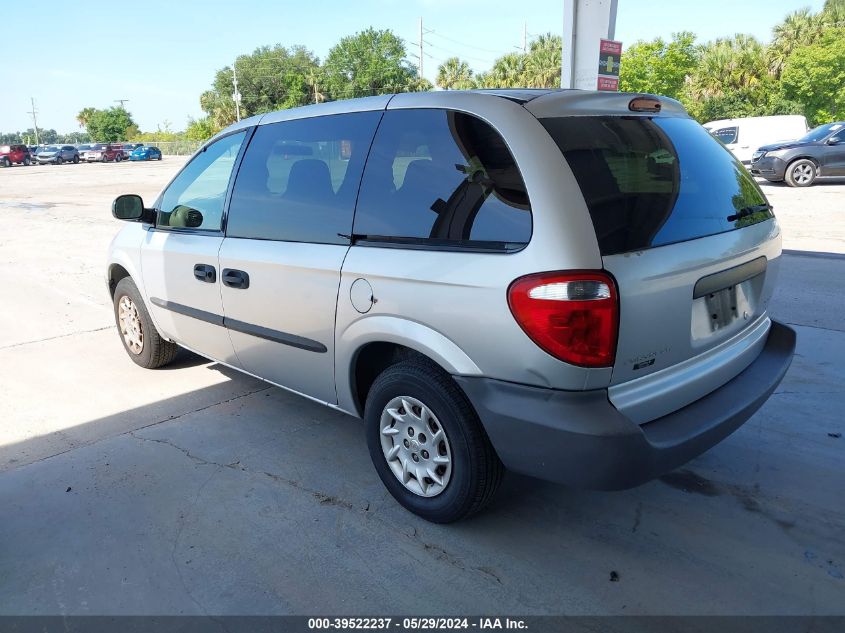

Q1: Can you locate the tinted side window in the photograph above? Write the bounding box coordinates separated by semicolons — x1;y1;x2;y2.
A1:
711;127;738;145
354;109;531;249
157;131;246;231
227;111;381;244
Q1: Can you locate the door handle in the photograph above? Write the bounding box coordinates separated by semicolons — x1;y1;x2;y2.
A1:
222;268;250;289
193;263;216;283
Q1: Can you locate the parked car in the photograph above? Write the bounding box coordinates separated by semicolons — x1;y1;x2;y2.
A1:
107;90;795;522
85;143;123;162
704;115;808;164
36;145;79;165
129;145;162;161
77;144;95;160
0;144;32;167
750;122;845;187
121;143;143;160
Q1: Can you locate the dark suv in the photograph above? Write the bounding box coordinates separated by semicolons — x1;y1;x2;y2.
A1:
0;144;32;167
751;122;845;187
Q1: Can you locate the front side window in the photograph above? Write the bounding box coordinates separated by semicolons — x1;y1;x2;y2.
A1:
226;111;381;244
711;126;738;145
353;109;532;250
157;131;246;231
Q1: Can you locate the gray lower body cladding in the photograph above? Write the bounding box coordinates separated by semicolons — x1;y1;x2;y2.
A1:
454;320;796;490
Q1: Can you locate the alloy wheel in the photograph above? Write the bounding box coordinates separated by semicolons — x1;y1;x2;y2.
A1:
379;395;453;498
118;295;144;354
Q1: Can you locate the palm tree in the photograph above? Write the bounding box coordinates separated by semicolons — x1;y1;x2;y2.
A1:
436;57;475;90
524;34;562;88
486;53;526;88
76;107;96;130
689;35;768;100
769;9;825;76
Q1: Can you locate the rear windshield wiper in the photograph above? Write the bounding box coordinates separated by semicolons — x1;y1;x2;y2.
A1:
727;203;772;222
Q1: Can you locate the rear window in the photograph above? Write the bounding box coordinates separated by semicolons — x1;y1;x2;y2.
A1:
541;116;773;256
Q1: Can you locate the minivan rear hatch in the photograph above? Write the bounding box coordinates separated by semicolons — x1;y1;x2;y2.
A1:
537;110;781;422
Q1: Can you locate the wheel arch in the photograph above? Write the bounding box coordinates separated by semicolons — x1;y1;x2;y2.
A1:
337;316;483;417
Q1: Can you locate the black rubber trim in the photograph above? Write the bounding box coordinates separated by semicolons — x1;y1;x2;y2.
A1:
693;256;767;299
149;297;326;353
455;320;795;490
149;297;224;326
225;317;327;353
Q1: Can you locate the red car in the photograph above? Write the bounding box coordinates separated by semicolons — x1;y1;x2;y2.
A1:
84;143;124;163
0;144;32;167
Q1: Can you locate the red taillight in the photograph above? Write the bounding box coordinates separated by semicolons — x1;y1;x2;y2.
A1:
507;271;619;367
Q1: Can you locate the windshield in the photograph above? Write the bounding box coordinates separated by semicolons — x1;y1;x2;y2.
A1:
93;144;107;150
79;145;92;150
43;146;60;152
800;123;844;142
541;116;772;255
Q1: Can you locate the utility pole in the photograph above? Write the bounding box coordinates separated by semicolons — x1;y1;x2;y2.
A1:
114;99;129;109
418;17;424;79
523;22;528;54
232;58;241;122
27;97;40;145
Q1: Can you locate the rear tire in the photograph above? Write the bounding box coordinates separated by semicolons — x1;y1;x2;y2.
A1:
785;159;817;187
23;157;31;166
73;155;79;164
364;359;503;523
112;277;179;369
56;157;63;165
1;157;10;168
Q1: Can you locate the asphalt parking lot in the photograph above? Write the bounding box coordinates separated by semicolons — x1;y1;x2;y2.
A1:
0;159;843;615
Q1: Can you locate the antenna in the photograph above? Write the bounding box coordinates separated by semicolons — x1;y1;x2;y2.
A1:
232;58;241;122
115;99;129;109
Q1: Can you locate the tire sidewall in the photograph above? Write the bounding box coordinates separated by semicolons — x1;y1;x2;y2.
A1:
365;366;477;522
786;159;816;187
113;278;156;368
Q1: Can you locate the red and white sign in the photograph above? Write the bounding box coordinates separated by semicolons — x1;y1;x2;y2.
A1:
600;39;623;56
597;76;619;91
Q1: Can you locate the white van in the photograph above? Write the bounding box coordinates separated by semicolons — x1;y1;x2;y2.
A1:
704;115;808;164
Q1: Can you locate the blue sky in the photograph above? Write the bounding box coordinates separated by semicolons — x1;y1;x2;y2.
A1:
0;0;825;133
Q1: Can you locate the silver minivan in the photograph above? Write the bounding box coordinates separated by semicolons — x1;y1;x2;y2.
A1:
107;90;795;522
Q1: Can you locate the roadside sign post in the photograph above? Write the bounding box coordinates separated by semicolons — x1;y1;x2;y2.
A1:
597;38;622;91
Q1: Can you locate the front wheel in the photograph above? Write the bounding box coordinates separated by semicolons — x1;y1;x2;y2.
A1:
116;154;123;162
112;277;179;369
73;155;79;164
365;360;503;523
56;157;63;165
23;157;31;166
785;159;817;187
1;157;10;168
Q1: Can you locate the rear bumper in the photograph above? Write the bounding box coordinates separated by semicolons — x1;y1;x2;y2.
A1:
455;320;795;490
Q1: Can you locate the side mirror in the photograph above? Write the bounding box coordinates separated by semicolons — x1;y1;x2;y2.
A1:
825;137;840;145
112;194;151;222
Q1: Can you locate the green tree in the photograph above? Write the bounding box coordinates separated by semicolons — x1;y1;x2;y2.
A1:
322;28;420;100
781;28;845;124
83;107;136;141
436;57;475;89
76;107;97;130
484;52;526;88
768;8;827;77
523;33;562;88
619;32;698;99
200;44;321;127
185;117;218;141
